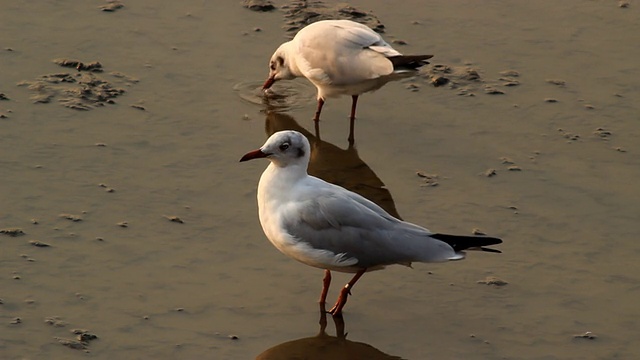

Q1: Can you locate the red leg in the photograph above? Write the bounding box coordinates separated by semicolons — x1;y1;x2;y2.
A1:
328;269;366;316
314;118;321;141
349;95;358;121
319;269;331;306
348;117;355;146
313;98;325;122
318;302;328;334
348;95;358;144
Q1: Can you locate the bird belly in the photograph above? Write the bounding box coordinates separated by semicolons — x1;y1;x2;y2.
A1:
265;230;363;273
316;78;388;99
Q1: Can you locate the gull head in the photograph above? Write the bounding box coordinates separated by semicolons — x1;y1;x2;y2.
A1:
240;130;310;169
263;43;296;90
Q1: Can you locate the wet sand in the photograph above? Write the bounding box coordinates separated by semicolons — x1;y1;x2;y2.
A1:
1;1;639;359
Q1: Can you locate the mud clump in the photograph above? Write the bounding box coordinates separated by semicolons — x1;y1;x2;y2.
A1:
59;213;83;222
99;0;124;12
416;171;439;187
16;59;137;111
55;337;87;350
53;58;103;72
477;276;508;286
54;328;98;351
573;331;597;340
243;0;276;12
29;240;51;247
45;316;68;327
281;1;385;38
1;228;25;237
163;215;185;224
419;64;519;96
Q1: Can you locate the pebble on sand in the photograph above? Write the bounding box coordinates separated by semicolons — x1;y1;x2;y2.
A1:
416;171;439;187
477;276;508;286
546;79;566;86
59;213;83;222
45;316;68;327
99;1;124;12
55;337;87;350
573;331;597;340
29;240;51;247
500;157;514;165
472;228;486;235
593;127;612;139
430;76;449;87
484;86;505;95
164;215;185;224
499;70;520;77
72;329;99;342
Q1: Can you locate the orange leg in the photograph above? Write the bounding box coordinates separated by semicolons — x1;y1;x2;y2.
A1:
328;269;366;316
319;269;331;306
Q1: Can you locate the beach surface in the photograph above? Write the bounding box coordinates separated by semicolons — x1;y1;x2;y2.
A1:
1;1;639;359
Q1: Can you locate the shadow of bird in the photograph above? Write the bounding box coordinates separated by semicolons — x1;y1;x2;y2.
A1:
256;304;405;360
264;110;402;220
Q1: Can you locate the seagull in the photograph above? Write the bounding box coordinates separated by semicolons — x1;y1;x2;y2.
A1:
240;131;502;315
262;20;433;139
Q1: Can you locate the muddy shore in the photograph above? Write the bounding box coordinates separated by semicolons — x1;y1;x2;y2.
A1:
1;1;639;359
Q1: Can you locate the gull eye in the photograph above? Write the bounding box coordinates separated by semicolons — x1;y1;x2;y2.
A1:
270;61;276;71
279;142;290;151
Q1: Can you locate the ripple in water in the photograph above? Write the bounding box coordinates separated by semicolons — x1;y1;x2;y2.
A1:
233;80;316;112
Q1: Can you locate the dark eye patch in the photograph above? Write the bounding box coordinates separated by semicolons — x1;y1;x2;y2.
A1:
276;56;284;66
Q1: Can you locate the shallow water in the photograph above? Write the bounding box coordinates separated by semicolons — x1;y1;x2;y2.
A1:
1;1;639;359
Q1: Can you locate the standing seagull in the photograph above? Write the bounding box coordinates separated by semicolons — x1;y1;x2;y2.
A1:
262;20;432;141
240;131;502;316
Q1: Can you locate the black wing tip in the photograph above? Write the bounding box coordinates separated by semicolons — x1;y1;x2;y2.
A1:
389;55;434;70
479;247;502;254
430;233;503;253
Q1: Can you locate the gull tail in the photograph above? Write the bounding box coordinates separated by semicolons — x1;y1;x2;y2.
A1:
389;55;433;70
430;233;503;254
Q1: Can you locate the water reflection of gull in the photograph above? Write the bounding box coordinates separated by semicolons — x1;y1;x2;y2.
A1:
256;305;404;360
264;110;402;220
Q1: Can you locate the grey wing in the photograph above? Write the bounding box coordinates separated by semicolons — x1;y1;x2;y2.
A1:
279;183;450;268
334;22;401;57
296;21;399;84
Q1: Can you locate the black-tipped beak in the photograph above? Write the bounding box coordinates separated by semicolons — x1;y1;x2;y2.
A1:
240;149;269;162
262;77;275;90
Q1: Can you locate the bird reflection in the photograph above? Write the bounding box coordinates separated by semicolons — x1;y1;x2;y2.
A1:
255;305;404;360
264;110;402;220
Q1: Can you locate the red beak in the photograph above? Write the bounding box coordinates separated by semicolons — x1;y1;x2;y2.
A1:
239;149;269;162
262;77;275;90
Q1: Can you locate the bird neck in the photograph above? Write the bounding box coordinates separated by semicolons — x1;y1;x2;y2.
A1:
280;42;303;78
259;162;307;194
